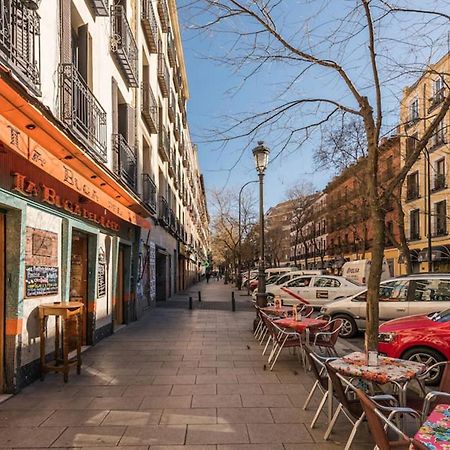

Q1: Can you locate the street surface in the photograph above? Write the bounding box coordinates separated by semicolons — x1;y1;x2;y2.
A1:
0;280;372;449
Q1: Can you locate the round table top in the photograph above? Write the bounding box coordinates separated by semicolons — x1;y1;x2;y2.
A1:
39;301;84;310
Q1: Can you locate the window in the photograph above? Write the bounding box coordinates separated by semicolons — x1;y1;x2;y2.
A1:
406;172;420;200
435;200;447;236
379;280;410;302
409;97;419;122
288;277;312;287
431;120;446;149
434;158;446;191
431;77;445;106
385;155;393;178
386;221;394;246
276;274;291;285
410;209;420;240
406;133;417;158
314;277;341;288
413;279;450;302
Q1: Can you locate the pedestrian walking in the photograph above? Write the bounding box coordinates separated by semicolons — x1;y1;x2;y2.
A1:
206;271;211;283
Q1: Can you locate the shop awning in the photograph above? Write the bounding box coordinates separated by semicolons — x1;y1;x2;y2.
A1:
417;245;450;263
0;71;150;229
398;248;421;264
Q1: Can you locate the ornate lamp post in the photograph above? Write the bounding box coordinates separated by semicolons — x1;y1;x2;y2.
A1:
253;141;270;307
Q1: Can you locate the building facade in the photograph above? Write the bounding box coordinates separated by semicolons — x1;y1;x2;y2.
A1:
400;53;450;274
0;0;209;394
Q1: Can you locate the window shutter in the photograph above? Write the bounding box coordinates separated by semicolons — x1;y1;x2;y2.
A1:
60;0;72;64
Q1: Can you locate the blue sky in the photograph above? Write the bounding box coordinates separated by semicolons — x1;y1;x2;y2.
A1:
177;1;449;210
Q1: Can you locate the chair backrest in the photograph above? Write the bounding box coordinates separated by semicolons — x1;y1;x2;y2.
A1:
306;350;328;390
324;319;344;345
325;362;356;417
438;361;450;392
355;389;393;450
301;305;314;318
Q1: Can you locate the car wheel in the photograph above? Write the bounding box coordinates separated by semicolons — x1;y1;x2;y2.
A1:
402;347;445;386
334;314;358;338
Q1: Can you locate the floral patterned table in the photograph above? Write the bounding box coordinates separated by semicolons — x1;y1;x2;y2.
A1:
274;317;327;333
412;404;450;450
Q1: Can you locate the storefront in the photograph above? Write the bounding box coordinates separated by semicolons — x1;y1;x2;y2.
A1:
0;80;149;393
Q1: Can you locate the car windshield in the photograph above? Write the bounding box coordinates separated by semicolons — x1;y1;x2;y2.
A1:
428;309;450;323
266;275;279;284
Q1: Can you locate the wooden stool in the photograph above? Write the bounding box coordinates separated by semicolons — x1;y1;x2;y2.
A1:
38;302;84;383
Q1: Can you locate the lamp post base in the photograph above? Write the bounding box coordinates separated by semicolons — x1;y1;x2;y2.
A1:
255;292;268;308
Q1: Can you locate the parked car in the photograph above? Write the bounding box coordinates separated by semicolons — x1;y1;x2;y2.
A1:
249;274;281;291
378;309;450;385
341;259;391;285
320;273;450;338
261;274;362;307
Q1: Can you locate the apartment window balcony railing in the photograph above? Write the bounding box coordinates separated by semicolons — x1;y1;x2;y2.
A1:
169;208;176;233
89;0;108;16
157;53;169;97
157;0;169;32
168;91;175;122
159;195;169;226
142;173;157;213
167;29;176;67
409;232;420;241
141;0;157;53
110;5;138;88
433;173;447;192
428;89;446;113
168;148;175;178
406;187;420;201
0;0;40;94
141;82;158;133
158;126;169;161
112;133;137;191
433;227;448;238
174;116;181;141
59;63;107;163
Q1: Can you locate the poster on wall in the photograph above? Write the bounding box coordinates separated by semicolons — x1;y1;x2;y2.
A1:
25;227;59;297
149;242;156;301
97;247;106;297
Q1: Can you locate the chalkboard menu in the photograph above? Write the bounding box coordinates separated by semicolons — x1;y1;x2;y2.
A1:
97;248;106;297
25;265;59;297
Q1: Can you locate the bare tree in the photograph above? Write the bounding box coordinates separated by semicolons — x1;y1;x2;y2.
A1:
187;0;450;350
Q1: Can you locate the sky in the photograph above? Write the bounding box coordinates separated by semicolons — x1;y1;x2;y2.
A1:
177;1;449;212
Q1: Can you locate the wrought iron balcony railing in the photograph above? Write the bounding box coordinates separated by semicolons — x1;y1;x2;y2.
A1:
168;90;175;122
159;195;169;225
157;53;169;97
406;186;420;201
433;173;446;192
158;126;169;161
0;0;40;94
157;0;169;32
89;0;108;16
142;173;157;212
167;28;176;67
112;133;137;191
168;147;175;178
110;5;138;87
141;82;158;133
141;0;157;53
169;208;176;232
59;63;107;163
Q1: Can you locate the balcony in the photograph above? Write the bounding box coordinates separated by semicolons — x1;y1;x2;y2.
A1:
168;91;175;122
89;0;108;16
159;195;169;226
168;148;175;178
428;89;445;113
157;53;169;97
141;173;157;213
141;82;158;133
174;116;181;141
157;0;169;32
59;63;107;164
158;126;169;161
169;208;176;233
433;173;447;192
406;187;420;201
110;5;138;88
141;0;158;53
112;133;137;191
0;0;40;94
167;29;176;67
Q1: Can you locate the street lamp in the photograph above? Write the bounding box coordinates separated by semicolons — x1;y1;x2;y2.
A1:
237;180;258;290
423;146;433;272
253;141;270;307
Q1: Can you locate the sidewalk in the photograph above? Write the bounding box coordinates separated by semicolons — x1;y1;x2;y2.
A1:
0;279;373;449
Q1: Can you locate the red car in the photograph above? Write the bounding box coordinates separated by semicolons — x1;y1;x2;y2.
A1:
378;309;450;385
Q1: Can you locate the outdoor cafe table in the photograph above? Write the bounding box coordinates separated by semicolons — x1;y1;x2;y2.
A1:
411;403;450;449
273;317;327;333
328;352;427;425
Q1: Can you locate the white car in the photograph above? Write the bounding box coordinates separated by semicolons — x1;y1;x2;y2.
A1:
266;275;363;307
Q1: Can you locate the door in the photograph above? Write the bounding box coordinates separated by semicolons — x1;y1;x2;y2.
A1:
155;251;166;301
70;231;88;344
114;246;125;326
378;279;410;320
280;276;313;305
311;276;342;305
409;278;450;316
0;214;5;393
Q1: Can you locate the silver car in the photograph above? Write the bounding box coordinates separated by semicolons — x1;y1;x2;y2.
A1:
320;273;450;338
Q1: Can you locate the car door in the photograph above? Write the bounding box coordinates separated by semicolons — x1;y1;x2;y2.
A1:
409;278;450;316
311;276;342;305
378;279;410;320
280;277;313;305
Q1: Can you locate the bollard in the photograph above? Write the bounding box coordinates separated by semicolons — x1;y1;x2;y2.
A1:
198;291;202;302
189;296;193;310
231;291;236;312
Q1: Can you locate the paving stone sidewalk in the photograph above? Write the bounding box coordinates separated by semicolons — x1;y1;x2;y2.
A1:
0;280;373;449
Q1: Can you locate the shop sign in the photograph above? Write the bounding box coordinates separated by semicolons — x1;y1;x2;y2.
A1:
97;247;106;298
13;172;120;232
